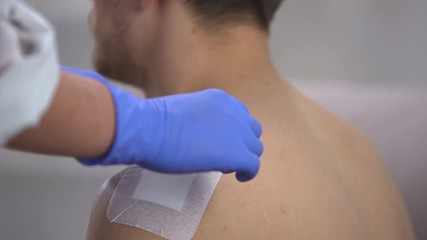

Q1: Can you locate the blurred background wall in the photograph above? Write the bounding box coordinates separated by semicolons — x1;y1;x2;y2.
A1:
0;0;426;239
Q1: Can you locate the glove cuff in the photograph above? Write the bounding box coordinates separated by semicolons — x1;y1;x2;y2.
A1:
60;68;150;166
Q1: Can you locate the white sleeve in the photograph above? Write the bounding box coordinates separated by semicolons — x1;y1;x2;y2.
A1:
0;0;59;146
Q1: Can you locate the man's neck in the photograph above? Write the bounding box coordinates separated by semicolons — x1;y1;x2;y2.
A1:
139;24;288;104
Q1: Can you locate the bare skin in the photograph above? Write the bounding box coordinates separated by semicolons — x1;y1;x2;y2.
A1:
8;71;115;159
86;1;415;239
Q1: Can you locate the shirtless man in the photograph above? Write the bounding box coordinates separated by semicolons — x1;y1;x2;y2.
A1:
85;0;415;239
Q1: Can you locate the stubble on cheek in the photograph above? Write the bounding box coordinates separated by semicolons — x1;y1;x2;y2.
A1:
91;3;149;87
92;15;130;78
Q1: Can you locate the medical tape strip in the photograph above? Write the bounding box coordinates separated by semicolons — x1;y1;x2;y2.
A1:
107;165;222;240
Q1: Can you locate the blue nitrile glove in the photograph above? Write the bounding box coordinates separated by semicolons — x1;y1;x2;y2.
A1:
62;67;263;182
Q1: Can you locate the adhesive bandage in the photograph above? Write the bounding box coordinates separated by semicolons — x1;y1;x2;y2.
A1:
107;165;222;240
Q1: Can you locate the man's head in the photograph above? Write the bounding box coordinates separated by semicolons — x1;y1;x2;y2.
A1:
90;0;283;87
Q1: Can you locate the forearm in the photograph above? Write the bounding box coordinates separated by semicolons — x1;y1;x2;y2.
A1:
7;70;116;158
7;66;262;180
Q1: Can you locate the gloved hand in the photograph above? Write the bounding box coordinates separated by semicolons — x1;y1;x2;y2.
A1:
62;67;264;182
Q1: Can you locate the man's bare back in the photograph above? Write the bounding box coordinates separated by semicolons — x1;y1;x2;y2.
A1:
86;80;414;240
85;0;414;238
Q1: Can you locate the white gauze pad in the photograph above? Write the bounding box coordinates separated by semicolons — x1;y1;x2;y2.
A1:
107;165;222;240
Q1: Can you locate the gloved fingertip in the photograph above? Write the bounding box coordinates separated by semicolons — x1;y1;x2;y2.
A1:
236;171;255;182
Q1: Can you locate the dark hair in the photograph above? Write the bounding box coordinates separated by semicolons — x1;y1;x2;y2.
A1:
185;0;284;31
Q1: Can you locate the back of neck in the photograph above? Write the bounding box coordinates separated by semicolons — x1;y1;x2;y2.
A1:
141;24;288;103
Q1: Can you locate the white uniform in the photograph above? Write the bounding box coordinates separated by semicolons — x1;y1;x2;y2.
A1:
0;0;59;146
